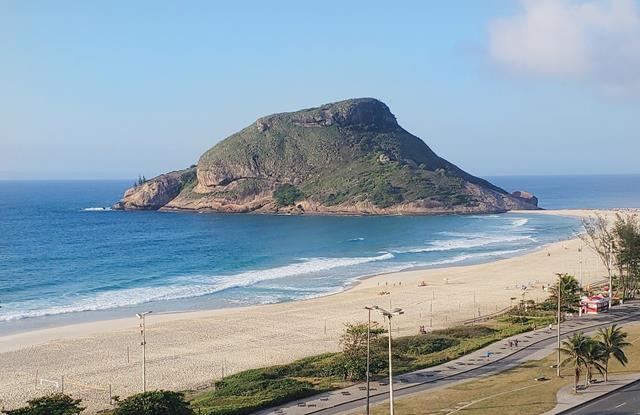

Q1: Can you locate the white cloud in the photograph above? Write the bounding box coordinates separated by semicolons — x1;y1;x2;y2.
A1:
489;0;640;97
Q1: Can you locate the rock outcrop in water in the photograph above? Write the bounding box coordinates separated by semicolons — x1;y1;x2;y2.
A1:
511;191;539;207
113;98;540;215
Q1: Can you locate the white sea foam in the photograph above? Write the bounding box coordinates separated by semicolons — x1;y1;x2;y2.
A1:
421;248;527;267
393;234;534;254
510;218;529;227
0;252;394;321
82;207;111;212
348;237;365;242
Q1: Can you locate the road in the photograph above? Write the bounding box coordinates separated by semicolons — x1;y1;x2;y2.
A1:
559;379;640;415
255;302;640;415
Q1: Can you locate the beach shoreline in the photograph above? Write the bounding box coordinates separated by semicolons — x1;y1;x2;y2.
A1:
0;209;592;348
0;208;628;412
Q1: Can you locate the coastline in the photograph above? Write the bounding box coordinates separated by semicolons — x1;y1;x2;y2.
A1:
0;209;588;343
0;208;624;412
0;208;614;352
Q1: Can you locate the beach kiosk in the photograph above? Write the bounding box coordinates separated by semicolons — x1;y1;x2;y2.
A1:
580;295;609;315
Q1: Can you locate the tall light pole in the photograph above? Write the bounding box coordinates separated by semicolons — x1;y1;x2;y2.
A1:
372;306;403;415
136;311;152;392
608;243;613;310
578;246;583;288
364;306;374;415
555;273;562;377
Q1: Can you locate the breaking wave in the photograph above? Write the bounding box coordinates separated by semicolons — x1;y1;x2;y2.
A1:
0;253;394;321
392;234;535;254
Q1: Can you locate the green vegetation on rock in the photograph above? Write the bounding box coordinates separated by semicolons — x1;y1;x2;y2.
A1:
273;184;303;207
114;98;538;214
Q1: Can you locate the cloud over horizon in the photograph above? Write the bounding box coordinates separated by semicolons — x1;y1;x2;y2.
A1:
489;0;640;97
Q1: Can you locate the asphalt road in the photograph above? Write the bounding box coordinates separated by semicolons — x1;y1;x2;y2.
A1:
559;379;640;415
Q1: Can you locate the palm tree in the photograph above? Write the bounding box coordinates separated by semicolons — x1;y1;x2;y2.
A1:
597;324;631;381
550;274;582;312
583;340;606;386
560;332;589;392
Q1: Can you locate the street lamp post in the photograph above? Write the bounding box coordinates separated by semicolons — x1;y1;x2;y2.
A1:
608;243;613;310
555;274;562;377
372;306;403;415
136;311;152;392
578;246;583;288
364;306;374;415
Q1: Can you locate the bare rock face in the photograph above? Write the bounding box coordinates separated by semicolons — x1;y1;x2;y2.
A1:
112;168;196;210
511;191;539;207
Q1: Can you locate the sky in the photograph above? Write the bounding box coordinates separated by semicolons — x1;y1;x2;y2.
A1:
1;0;639;180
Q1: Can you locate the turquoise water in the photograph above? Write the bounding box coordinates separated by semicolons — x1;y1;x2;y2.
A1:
1;175;637;332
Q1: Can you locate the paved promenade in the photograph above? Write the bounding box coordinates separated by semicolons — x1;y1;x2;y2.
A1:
255;302;640;415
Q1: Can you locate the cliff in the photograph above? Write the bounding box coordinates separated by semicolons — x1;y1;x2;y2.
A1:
113;98;539;215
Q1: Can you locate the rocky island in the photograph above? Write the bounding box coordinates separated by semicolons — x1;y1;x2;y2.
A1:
113;98;539;214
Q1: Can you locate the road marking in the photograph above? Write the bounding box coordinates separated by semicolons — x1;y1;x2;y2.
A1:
444;381;551;414
616;402;627;408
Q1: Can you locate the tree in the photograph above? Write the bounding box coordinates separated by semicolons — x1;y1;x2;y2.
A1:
582;213;640;301
597;324;631;382
136;174;148;186
2;394;84;415
548;274;581;312
273;184;303;207
582;213;615;274
560;332;589;393
582;340;606;386
612;214;640;300
113;391;193;415
338;322;386;381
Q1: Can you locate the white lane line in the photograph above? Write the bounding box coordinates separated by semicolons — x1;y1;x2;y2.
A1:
616;402;627;408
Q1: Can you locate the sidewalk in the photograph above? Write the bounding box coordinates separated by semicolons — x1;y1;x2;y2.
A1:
543;373;640;414
255;302;640;415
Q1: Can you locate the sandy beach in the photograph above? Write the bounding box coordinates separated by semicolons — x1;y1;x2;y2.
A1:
0;209;621;412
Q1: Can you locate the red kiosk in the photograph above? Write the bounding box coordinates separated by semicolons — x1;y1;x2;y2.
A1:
580;294;610;315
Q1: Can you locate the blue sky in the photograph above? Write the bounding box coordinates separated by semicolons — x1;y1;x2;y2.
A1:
1;0;639;179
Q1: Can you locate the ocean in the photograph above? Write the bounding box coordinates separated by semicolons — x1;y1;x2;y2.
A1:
0;175;638;333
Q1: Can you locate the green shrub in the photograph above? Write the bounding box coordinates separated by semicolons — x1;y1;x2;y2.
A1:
114;391;193;415
370;183;403;208
435;326;496;338
273;184;303;207
189;321;536;415
191;376;318;415
400;336;459;355
2;394;84;415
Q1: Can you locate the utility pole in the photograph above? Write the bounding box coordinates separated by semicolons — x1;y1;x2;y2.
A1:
136;311;152;392
555;273;562;377
608;243;613;310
